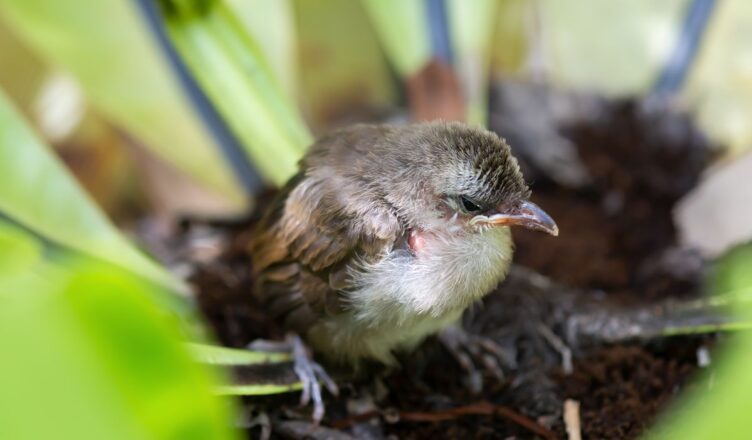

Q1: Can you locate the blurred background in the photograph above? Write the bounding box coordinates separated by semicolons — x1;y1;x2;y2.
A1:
1;0;752;439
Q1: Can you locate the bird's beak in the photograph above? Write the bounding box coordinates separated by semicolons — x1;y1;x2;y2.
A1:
470;200;559;236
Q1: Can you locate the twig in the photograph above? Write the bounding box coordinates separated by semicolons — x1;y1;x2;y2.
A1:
331;401;556;440
563;399;582;440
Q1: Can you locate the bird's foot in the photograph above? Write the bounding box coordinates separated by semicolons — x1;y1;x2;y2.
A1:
289;334;339;422
247;334;339;423
438;325;514;393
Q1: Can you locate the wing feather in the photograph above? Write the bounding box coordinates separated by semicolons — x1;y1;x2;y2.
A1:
249;172;401;333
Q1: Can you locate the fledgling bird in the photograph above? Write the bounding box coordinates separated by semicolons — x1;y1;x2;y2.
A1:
249;121;558;366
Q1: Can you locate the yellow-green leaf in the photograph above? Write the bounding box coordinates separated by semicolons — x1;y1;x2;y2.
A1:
0;88;186;294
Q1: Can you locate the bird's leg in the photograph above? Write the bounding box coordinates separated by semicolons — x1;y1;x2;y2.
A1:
247;334;339;423
289;334;339;422
437;325;515;393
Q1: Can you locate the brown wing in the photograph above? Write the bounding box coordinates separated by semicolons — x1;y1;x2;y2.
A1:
249;172;401;333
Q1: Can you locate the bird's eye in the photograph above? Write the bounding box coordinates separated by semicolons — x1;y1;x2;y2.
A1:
460;196;482;213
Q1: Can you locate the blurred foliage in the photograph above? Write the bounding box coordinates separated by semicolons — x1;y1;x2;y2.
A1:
448;0;499;125
162;0;311;186
651;243;752;440
295;0;397;131
187;342;290;365
0;21;46;117
361;0;430;77
505;0;752;153
227;0;298;101
361;0;499;125
0;0;245;206
535;0;686;93
713;245;752;298
0;225;237;440
0;88;185;295
0;27;147;218
685;1;752;155
490;0;531;77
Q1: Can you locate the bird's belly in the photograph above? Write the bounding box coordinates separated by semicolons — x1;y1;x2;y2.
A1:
308;227;513;364
307;307;463;365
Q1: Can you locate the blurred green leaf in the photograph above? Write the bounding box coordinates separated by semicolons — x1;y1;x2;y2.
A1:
0;0;244;206
0;88;186;294
448;0;499;125
535;0;685;95
650;243;752;440
0;221;42;278
187;342;291;365
712;243;752;298
361;0;430;76
216;382;303;396
684;1;752;154
163;0;312;186
0;263;237;440
295;0;397;130
489;0;530;77
227;0;298;100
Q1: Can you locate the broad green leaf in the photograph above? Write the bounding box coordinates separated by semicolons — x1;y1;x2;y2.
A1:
226;0;298;100
294;0;397;130
163;0;312;186
0;88;186;294
0;0;244;206
0;264;237;440
0;221;42;278
361;0;431;76
650;243;752;440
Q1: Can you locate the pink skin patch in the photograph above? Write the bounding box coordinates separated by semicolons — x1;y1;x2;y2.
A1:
408;230;428;254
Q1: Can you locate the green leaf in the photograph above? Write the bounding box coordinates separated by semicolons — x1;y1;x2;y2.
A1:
649;243;752;440
186;342;291;365
163;0;312;186
0;221;42;278
712;244;752;304
0;0;244;205
216;383;303;396
294;0;398;130
0;88;186;294
361;0;431;76
448;0;499;125
0;265;238;440
226;0;298;100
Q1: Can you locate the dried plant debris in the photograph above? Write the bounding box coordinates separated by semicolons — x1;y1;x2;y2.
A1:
181;94;717;439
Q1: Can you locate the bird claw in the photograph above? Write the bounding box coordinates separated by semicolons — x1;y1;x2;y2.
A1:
438;326;513;393
288;334;339;423
247;334;339;423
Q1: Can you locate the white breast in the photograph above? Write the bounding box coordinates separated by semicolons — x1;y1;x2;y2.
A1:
307;227;513;364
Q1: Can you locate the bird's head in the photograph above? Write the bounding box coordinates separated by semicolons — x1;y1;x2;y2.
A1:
384;122;558;238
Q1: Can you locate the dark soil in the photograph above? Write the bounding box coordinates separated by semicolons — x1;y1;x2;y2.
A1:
186;97;716;439
555;343;700;439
